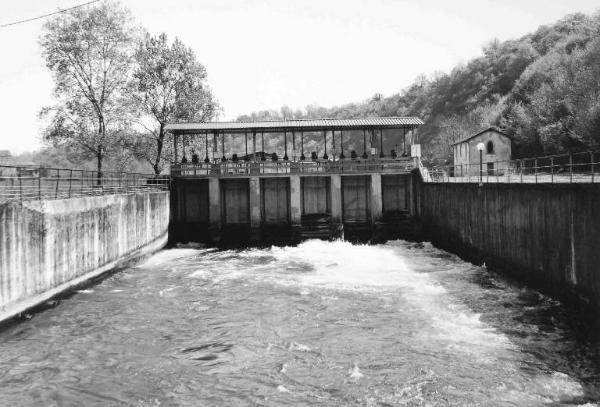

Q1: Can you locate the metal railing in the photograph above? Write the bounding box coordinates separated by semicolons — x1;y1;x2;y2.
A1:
0;165;170;202
171;157;418;177
422;150;600;184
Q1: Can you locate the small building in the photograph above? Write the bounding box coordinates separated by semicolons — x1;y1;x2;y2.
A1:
452;127;511;176
0;150;12;165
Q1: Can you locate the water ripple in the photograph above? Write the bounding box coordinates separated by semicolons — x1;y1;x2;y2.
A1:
0;239;598;405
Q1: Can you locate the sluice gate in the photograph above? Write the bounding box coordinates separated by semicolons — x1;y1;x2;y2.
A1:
169;171;420;245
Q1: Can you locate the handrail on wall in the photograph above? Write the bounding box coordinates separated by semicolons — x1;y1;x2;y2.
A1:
0;165;169;202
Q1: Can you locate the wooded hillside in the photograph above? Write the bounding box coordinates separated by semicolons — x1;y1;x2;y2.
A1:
238;12;600;164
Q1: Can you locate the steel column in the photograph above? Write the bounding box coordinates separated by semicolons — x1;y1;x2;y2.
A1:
204;132;209;163
173;134;179;163
379;127;384;158
332;130;336;159
261;131;265;161
253;131;257;161
221;132;226;162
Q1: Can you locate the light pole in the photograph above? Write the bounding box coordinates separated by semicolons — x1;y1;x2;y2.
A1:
477;142;485;184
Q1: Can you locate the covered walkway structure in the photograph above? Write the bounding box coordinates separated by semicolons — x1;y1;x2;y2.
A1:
166;117;423;177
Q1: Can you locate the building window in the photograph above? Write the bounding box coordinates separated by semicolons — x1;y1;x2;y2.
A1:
486;141;494;154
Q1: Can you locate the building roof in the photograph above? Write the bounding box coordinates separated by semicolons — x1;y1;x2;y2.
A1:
452;127;510;146
165;117;424;134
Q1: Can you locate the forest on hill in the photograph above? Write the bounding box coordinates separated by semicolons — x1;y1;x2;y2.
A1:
237;11;600;165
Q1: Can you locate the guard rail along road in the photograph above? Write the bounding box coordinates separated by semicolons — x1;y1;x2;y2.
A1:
422;150;600;184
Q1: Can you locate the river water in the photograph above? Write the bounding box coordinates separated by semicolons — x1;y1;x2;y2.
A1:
0;240;599;406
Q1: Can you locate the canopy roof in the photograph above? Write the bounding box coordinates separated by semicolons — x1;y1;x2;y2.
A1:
165;117;423;135
451;127;511;146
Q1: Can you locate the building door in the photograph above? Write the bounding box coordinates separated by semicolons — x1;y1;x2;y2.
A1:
487;162;494;176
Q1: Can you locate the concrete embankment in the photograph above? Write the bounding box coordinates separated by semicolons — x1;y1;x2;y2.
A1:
0;191;169;323
417;180;600;310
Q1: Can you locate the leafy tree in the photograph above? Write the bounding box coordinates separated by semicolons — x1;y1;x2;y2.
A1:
40;1;136;180
510;31;600;153
130;33;218;174
41;100;133;169
530;13;596;55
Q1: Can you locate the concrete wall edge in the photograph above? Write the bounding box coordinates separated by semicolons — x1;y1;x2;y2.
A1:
0;230;168;324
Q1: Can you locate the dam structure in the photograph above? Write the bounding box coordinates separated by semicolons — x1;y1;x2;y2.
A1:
166;117;424;244
2;116;600;322
166;116;600;311
1;122;600;406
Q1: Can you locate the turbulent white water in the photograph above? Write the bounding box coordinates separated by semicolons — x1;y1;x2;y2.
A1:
0;239;599;406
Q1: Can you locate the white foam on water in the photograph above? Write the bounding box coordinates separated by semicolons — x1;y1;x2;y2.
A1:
179;240;588;399
138;248;207;268
188;268;211;279
158;287;175;297
201;268;248;284
534;371;584;401
498;371;588;405
182;240;510;353
288;342;311;352
349;363;363;380
77;289;94;294
269;240;445;296
268;240;507;350
277;385;291;393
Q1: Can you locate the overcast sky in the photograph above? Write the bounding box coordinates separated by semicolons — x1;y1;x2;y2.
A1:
0;0;598;153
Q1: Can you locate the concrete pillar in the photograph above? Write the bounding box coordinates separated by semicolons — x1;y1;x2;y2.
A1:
290;175;301;225
330;174;342;223
249;177;261;228
370;173;383;223
208;178;221;236
407;173;415;216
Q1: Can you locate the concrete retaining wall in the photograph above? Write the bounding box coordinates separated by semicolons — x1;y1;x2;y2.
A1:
0;191;169;322
418;182;600;310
